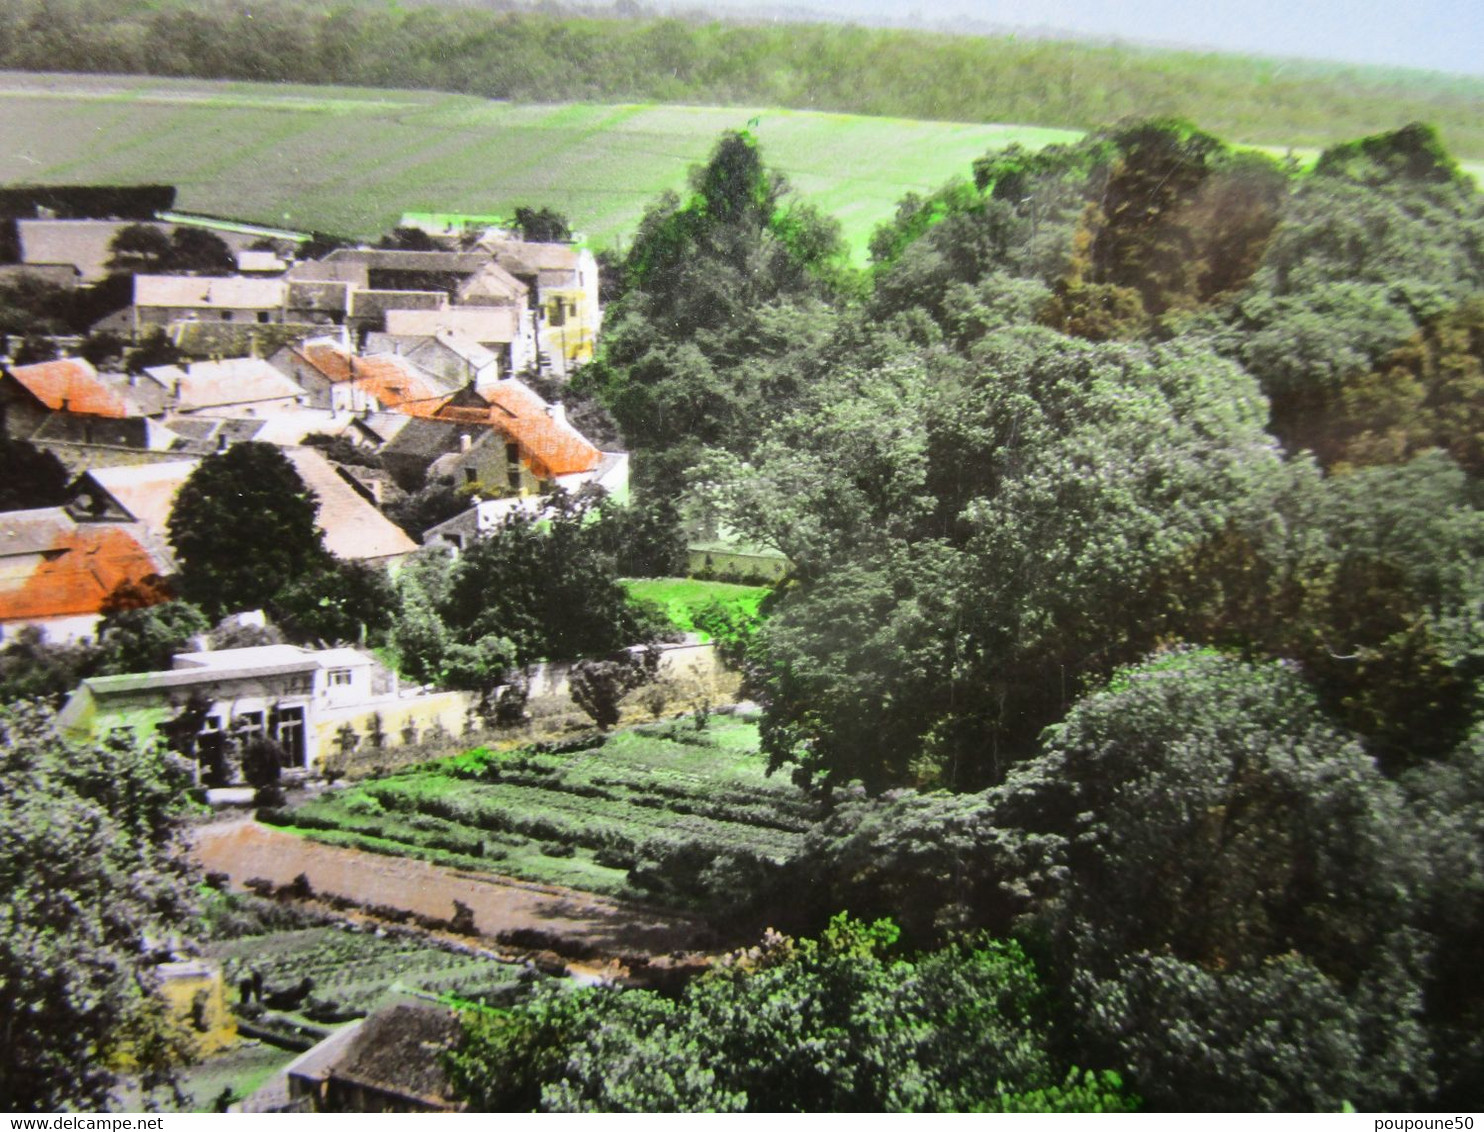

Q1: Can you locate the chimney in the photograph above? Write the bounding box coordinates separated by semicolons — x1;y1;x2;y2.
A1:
460;433;472;453
547;402;566;426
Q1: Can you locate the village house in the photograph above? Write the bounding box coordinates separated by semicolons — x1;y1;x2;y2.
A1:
380;307;535;373
17;219;241;284
475;235;602;373
362;329;501;389
57;644;470;773
417;381;629;550
0;506;172;644
0;356;175;449
142;357;310;417
16;216;302;284
68;459;200;535
268;337;458;415
129;275;290;335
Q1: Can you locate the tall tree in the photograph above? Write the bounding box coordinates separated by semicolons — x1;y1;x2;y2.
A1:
710;326;1287;791
584;129;848;493
513;206;572;243
95;600;210;675
168;442;329;619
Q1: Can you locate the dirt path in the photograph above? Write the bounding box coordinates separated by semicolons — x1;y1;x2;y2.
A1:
191;819;707;960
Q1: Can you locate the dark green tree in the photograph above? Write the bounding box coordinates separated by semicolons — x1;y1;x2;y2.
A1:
568;651;654;731
0;627;100;708
437;492;659;667
998;649;1435;1111
375;226;439;251
168;442;329;619
0;702;196;1111
1406;724;1484;1108
11;333;58;366
165;227;235;275
269;559;398;646
106;223;172;273
587;130;848;494
512;206;572;243
711;327;1286;790
95;600;210;675
126;329;185;375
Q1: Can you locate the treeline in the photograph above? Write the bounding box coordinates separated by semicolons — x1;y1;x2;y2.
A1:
551;119;1484;1110
1;0;1483;156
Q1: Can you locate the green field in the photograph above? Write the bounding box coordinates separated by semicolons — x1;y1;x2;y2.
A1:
6;71;1481;265
623;577;769;637
206;924;531;1017
0;71;1075;262
267;714;819;907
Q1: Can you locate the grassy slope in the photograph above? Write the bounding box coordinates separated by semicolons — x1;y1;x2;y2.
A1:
0;71;1077;261
623;577;769;636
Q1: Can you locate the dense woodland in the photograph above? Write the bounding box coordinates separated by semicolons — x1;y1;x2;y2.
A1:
1;0;1483;156
536;119;1484;1111
4;38;1484;1108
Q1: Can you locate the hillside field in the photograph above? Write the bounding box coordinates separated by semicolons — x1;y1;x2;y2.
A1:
13;71;1477;265
265;713;820;909
0;71;1077;261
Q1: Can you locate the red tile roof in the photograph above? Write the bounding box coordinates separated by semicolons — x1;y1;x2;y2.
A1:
6;357;128;418
293;342;354;384
291;343;452;413
436;380;600;478
352;356;453;415
1;525;168;622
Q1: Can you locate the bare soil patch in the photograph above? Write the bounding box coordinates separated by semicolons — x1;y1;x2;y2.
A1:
190;819;708;961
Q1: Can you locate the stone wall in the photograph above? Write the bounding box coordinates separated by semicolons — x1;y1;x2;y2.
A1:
328;640;740;778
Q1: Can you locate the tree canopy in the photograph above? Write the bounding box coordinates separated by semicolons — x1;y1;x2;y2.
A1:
447;915;1133;1113
168;442;329;619
705;326;1285;790
0;704;196;1111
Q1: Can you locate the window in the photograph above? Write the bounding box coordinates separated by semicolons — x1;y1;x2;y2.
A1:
506;441;522;490
281;673;312;696
221;311;234;321
548;301;565;327
257;311;271;324
234;711;264;741
464;468;479;485
273;706;306;767
326;668;354;687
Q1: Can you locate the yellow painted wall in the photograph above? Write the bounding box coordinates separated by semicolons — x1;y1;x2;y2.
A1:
156;960;237;1056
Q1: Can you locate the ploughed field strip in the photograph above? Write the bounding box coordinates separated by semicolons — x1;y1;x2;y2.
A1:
265;717;821;905
206;926;531;1019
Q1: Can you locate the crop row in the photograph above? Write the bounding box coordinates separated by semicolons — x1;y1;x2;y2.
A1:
209;927;528;1013
356;778;802;859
